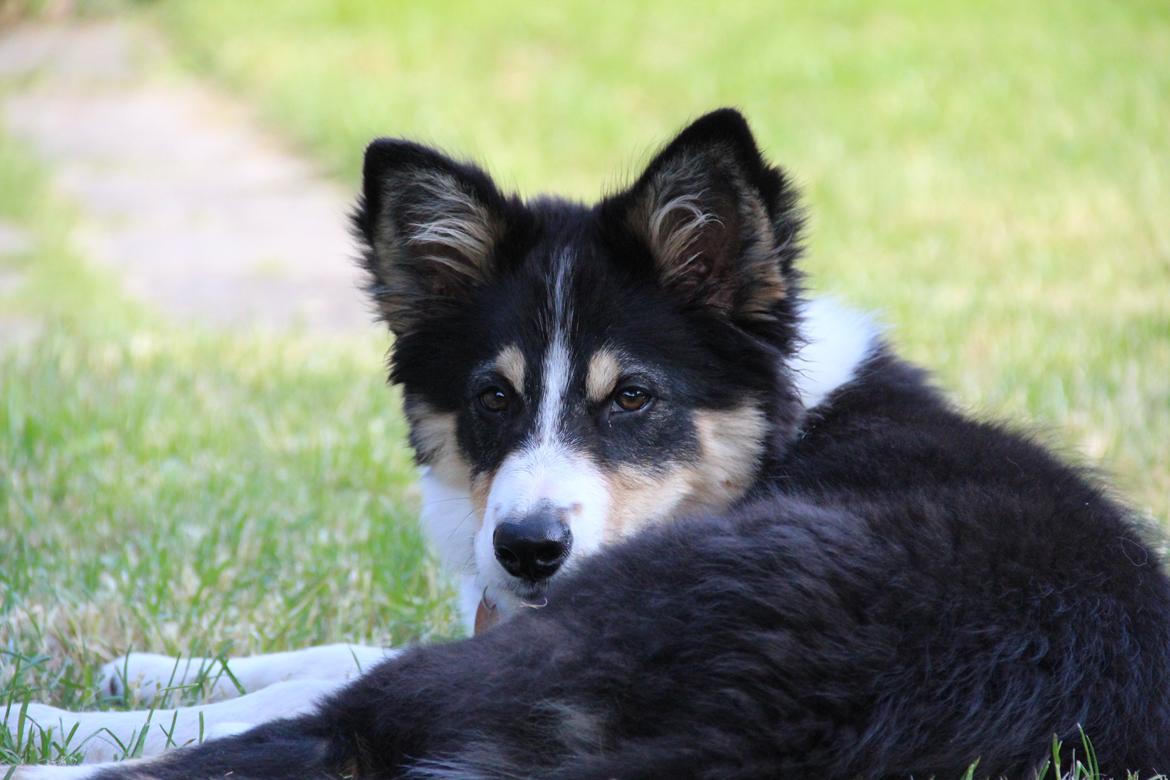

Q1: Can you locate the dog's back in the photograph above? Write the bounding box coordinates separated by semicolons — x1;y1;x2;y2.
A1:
309;348;1170;777
91;371;1170;776
73;109;1170;779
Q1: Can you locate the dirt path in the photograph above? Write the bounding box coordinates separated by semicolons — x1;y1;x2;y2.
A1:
0;18;371;333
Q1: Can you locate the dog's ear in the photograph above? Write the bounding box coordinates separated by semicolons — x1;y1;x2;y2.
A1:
603;109;802;323
354;140;511;335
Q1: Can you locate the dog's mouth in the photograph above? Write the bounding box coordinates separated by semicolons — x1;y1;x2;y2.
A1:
475;589;547;636
476;583;551;634
518;594;549;609
514;581;550;604
503;580;552;609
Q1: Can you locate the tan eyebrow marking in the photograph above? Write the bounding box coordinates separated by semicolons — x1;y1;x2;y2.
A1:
586;348;622;404
494;344;526;395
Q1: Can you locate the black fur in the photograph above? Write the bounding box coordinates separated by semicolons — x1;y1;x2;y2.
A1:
94;111;1170;778
358;109;804;483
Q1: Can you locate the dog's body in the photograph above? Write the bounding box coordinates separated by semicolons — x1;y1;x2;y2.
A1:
10;110;1170;778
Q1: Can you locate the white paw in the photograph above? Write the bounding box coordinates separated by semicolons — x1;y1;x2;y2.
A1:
4;702;71;735
98;652;218;704
8;767;100;779
3;704;111;768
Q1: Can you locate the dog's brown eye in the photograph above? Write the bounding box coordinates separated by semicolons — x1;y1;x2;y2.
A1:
478;387;511;413
613;387;652;413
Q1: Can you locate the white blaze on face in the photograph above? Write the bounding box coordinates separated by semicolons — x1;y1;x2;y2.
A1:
473;252;612;615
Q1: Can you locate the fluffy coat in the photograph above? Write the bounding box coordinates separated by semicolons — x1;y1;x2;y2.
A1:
88;109;1170;779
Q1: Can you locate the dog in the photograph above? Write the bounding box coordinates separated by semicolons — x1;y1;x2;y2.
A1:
9;108;1170;778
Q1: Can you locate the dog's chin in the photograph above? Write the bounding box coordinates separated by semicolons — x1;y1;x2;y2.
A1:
482;573;555;619
513;582;550;605
500;580;550;608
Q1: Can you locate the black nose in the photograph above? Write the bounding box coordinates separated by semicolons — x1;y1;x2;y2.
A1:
493;511;572;583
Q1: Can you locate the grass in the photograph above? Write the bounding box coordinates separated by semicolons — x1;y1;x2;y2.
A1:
2;0;1169;773
153;0;1170;518
0;131;456;763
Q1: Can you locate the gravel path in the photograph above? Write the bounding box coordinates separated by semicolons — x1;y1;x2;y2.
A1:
0;19;372;333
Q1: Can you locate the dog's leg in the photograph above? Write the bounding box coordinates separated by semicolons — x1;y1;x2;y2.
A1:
10;712;340;780
10;755;241;780
61;491;1170;779
99;644;394;704
3;676;348;765
10;764;107;779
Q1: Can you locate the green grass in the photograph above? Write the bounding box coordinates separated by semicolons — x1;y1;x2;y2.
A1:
154;0;1170;518
0;132;456;764
2;0;1169;772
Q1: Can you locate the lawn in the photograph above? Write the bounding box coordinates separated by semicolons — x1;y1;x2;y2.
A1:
154;0;1170;516
0;130;456;763
2;0;1169;772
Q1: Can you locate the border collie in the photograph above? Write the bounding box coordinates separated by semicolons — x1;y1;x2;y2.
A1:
9;109;1170;778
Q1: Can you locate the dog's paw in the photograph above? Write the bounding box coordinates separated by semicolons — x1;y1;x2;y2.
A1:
6;765;101;779
2;704;110;772
2;702;68;735
98;652;215;704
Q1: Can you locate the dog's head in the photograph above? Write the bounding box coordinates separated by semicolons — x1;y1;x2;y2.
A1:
354;109;806;617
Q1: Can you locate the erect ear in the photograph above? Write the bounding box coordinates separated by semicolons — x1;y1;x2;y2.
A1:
353;140;513;335
602;109;803;323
